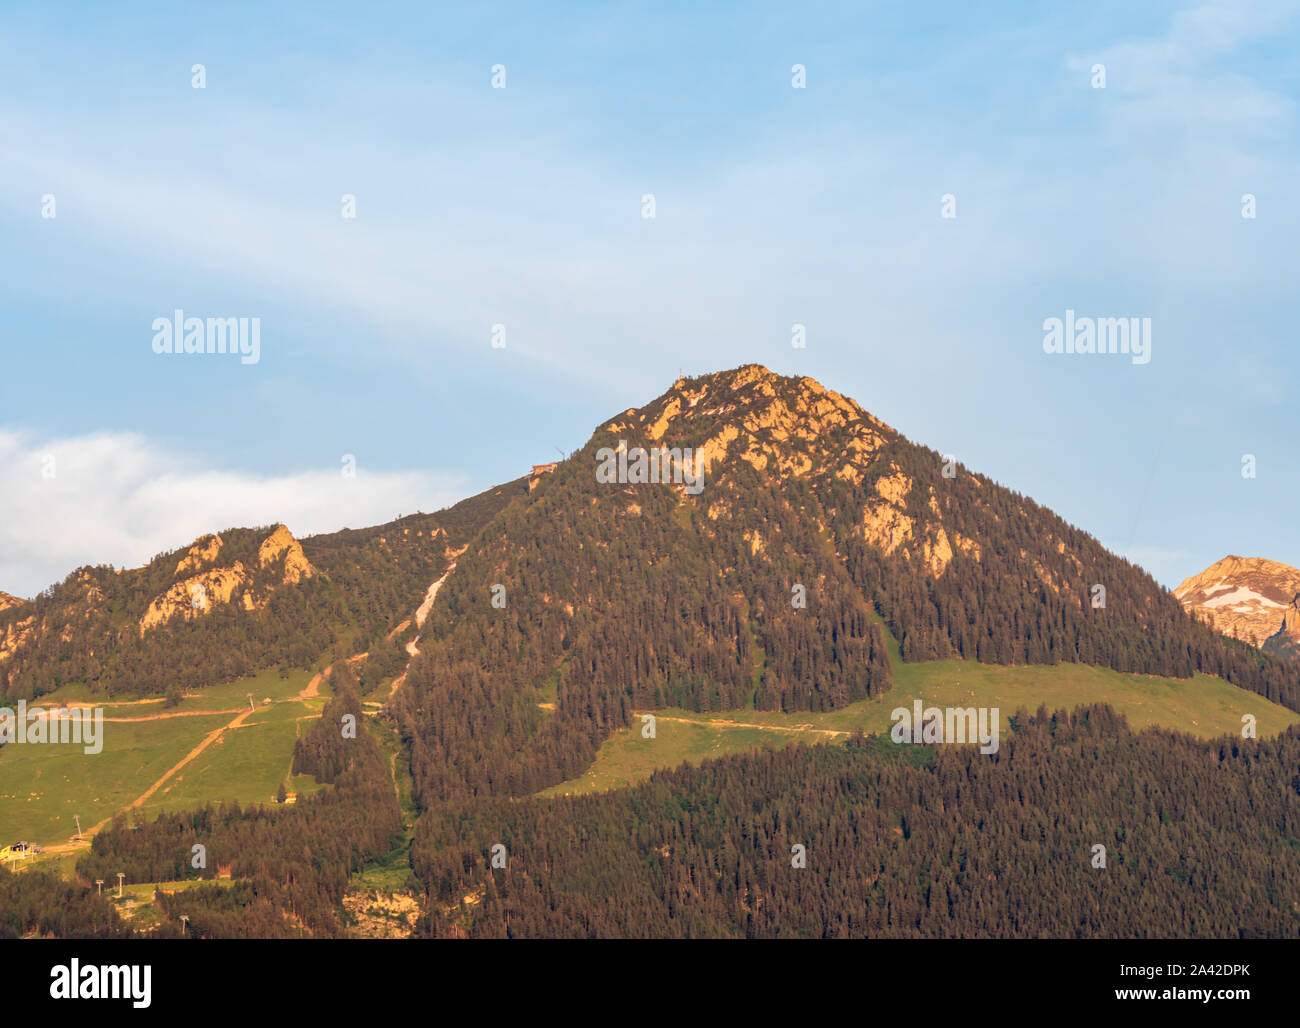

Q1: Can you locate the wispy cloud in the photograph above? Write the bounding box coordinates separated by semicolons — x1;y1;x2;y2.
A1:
0;429;465;596
0;0;1297;593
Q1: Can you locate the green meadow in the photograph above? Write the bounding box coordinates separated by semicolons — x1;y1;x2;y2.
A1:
136;703;327;820
0;667;328;850
0;712;234;848
41;666;318;715
6;628;1298;853
541;630;1300;798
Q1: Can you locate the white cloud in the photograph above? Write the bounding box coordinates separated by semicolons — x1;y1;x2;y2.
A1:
3;0;1295;398
0;429;466;597
1070;0;1296;137
0;96;1048;392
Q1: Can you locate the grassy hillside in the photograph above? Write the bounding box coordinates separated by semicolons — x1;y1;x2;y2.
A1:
0;667;327;850
541;626;1300;797
0;711;236;849
401;365;1300;825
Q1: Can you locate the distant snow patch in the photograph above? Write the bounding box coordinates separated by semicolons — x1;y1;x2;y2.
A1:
1202;586;1286;609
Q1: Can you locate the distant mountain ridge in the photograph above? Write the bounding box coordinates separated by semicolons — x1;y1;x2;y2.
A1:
7;364;1300;732
9;365;1300;942
1176;555;1300;660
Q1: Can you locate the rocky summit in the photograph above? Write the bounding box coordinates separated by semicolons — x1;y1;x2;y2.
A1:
1175;555;1300;654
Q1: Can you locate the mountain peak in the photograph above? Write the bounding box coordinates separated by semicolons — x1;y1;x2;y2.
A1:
1174;555;1300;599
586;365;983;578
1175;555;1300;650
599;365;896;486
668;364;874;419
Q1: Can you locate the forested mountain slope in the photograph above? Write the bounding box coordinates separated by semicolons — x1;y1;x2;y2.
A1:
416;707;1300;938
9;365;1299;940
0;478;525;703
394;365;1300;813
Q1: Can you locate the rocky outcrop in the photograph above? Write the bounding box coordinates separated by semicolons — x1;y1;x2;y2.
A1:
615;366;890;485
0;591;27;614
0;579;103;671
0;614;36;664
175;535;223;576
343;890;421;939
140;525;315;635
140;564;252;633
257;524;314;584
605;365;982;579
1275;596;1300;640
1174;556;1300;648
1262;594;1300;660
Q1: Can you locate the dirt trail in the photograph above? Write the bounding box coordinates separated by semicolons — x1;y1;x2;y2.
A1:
42;682;319;855
39;705;261;857
633;713;849;739
414;563;455;630
101;708;245;724
387;563;456;697
24;706;246;725
113;707;257;823
301;668;325;700
301;651;369;701
385;619;411;644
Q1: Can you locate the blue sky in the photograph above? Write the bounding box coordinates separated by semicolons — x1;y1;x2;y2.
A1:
1;0;1297;595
